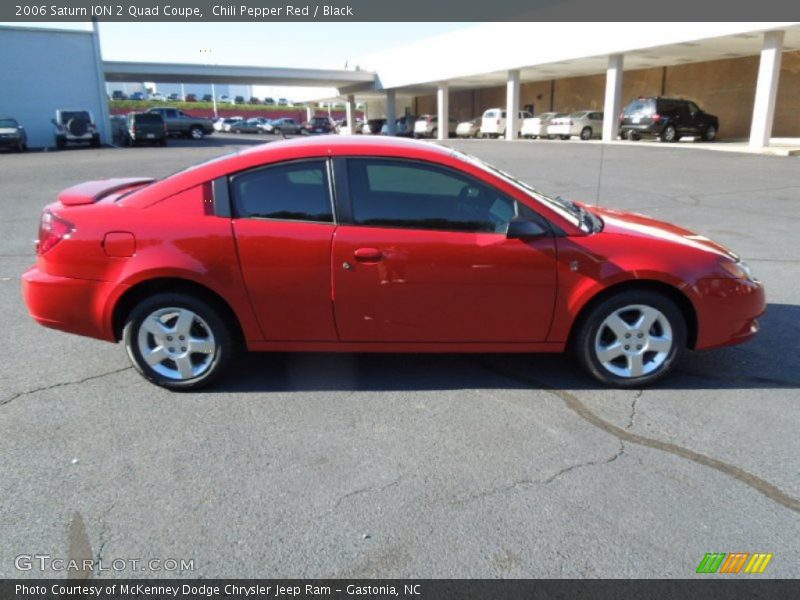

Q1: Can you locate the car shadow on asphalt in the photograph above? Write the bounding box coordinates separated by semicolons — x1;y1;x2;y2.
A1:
206;302;799;393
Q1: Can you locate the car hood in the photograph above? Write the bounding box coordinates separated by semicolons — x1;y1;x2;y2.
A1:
590;205;739;261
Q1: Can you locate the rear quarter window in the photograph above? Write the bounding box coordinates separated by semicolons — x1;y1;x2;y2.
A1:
231;160;333;223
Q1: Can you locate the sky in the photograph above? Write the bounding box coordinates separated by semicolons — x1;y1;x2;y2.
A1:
7;22;471;99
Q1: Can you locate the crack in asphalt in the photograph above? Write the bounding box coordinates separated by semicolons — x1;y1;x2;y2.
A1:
315;475;406;519
475;361;800;514
627;390;643;430
453;441;625;506
94;501;117;572
0;367;133;408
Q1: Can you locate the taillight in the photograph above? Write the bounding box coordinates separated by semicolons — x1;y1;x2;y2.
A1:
652;113;661;122
37;210;74;255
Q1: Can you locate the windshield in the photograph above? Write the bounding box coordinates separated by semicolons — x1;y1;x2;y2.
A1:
453;149;599;233
0;118;18;128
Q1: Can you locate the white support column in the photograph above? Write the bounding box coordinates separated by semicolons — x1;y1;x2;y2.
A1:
90;20;111;145
602;54;624;142
749;30;785;150
344;94;356;135
306;106;313;122
211;83;218;119
385;90;396;135
437;82;449;141
505;69;520;141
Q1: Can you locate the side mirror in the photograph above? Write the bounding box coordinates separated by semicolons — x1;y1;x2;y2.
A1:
507;218;548;240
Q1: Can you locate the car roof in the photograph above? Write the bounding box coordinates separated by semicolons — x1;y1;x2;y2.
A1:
123;137;459;209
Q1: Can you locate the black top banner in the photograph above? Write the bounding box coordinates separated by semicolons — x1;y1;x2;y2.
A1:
2;0;799;21
4;579;800;600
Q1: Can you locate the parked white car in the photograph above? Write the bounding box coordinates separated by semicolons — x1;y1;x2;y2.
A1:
413;114;458;138
480;108;533;138
547;110;604;140
521;112;566;139
150;93;165;102
455;119;482;138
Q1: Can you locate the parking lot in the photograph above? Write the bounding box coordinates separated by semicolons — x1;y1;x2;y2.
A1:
1;134;799;578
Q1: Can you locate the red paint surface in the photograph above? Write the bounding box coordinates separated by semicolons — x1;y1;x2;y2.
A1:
22;137;765;355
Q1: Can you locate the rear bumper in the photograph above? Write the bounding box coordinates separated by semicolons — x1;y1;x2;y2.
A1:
694;277;766;350
21;267;122;342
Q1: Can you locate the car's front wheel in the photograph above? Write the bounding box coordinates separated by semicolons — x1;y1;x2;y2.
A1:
703;124;717;142
123;293;235;390
189;126;204;140
573;290;685;387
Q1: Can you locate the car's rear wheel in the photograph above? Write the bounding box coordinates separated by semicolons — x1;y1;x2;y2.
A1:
573;290;686;387
123;293;234;391
661;124;677;143
703;124;717;142
580;127;593;140
189;126;204;140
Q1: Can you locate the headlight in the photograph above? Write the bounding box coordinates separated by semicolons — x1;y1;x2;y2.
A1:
719;259;755;281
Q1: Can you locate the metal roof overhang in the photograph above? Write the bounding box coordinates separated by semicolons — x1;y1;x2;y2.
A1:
103;61;377;87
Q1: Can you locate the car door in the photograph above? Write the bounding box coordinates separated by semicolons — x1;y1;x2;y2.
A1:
686;101;704;133
230;159;339;341
331;157;558;343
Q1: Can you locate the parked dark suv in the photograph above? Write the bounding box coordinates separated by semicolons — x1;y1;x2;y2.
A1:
124;112;168;146
620;97;719;143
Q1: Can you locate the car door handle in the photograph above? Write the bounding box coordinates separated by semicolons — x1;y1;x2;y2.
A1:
354;247;382;262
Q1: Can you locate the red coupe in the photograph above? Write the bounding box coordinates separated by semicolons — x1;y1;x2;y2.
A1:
22;137;765;390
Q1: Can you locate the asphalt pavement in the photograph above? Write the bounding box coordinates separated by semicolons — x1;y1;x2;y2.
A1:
1;133;798;578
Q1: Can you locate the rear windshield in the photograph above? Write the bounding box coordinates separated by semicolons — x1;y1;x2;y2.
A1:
624;99;655;115
133;113;163;124
570;111;589;118
483;110;499;118
0;118;18;128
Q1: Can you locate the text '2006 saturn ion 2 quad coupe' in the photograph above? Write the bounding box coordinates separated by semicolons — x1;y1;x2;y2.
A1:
22;137;765;390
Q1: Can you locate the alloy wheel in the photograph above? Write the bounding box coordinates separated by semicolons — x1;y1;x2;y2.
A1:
136;307;216;380
593;304;673;379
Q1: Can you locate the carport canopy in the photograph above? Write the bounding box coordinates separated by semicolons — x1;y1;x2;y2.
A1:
103;61;376;87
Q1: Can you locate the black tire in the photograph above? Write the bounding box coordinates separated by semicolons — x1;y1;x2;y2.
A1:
189;126;204;140
273;128;282;135
159;138;168;147
661;124;677;143
431;127;438;138
123;292;235;391
580;127;592;140
90;135;101;148
573;290;686;388
55;136;66;150
560;135;570;140
703;124;717;142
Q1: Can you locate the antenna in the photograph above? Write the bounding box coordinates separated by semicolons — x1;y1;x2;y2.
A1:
595;136;607;207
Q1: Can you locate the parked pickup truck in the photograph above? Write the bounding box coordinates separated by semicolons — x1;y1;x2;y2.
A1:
146;107;214;140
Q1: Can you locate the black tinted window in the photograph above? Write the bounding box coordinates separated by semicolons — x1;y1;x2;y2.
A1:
133;113;163;124
232;161;333;223
346;158;518;233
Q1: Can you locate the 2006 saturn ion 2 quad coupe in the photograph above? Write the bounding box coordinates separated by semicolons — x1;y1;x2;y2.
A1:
22;137;765;390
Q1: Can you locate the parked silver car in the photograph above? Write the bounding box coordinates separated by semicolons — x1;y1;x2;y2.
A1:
547;110;604;140
0;116;27;152
521;112;565;139
455;119;482;138
413;114;458;138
